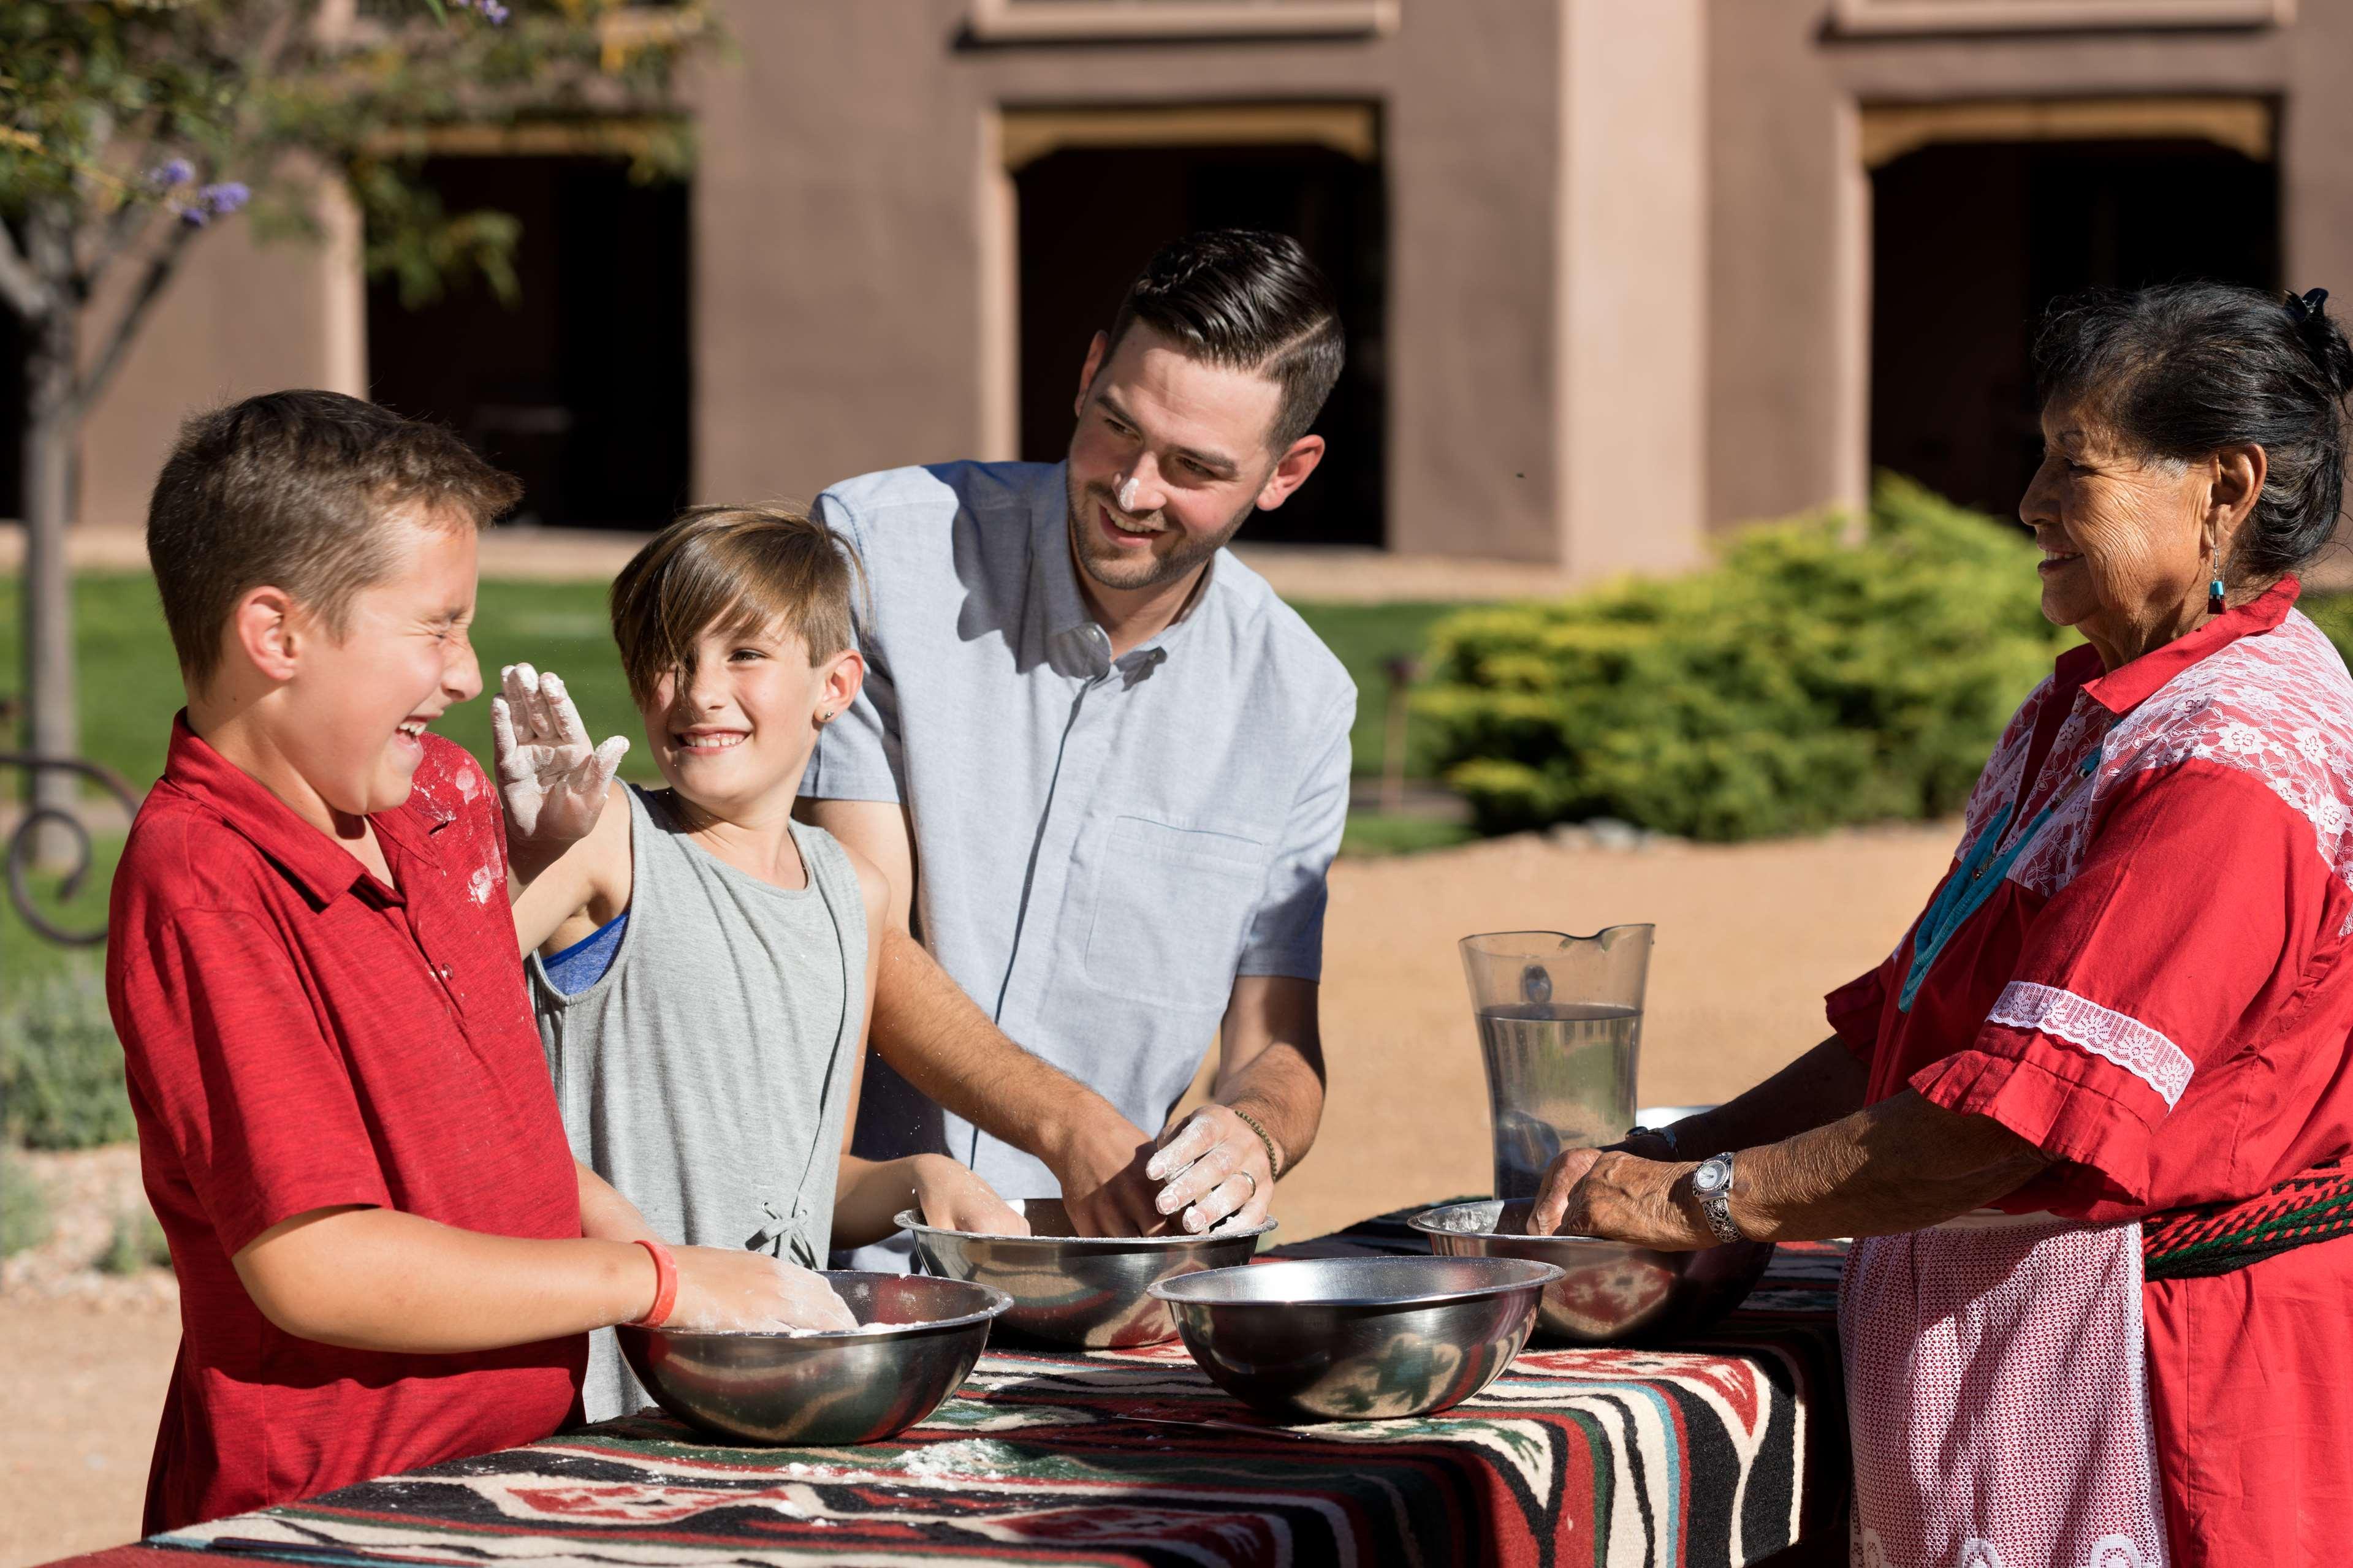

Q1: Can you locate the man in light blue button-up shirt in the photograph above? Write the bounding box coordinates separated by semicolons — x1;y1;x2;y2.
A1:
803;232;1358;1252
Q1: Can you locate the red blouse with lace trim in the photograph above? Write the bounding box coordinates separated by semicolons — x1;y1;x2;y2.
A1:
1830;577;2353;1219
1825;577;2353;1562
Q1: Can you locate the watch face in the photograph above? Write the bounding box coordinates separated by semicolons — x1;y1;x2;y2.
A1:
1693;1157;1731;1197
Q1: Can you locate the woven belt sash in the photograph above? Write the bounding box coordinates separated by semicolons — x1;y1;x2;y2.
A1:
2142;1157;2353;1281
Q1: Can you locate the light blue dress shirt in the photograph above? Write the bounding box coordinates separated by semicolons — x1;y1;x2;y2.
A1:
805;460;1356;1221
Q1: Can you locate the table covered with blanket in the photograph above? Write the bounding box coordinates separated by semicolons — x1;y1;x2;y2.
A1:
47;1208;1850;1568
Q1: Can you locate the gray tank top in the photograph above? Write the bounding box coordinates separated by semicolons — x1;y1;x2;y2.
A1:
528;786;867;1423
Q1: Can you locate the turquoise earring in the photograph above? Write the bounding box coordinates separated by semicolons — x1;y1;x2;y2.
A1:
2210;577;2227;615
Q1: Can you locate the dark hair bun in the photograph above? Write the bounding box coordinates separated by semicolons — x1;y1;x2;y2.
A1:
2289;288;2353;400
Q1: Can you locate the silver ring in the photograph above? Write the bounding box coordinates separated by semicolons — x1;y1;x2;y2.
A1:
1237;1170;1259;1199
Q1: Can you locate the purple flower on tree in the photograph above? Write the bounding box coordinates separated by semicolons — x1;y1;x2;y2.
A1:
177;184;249;228
149;157;196;188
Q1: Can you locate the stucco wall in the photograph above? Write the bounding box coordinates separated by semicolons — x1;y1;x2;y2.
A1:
693;0;1654;566
1705;0;2353;531
65;1;2346;566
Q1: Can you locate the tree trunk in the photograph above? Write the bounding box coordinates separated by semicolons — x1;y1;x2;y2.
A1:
20;286;78;867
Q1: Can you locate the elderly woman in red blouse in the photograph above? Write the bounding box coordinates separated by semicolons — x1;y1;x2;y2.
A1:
1532;280;2353;1568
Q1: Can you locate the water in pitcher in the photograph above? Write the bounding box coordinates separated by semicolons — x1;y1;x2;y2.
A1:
1476;1002;1643;1200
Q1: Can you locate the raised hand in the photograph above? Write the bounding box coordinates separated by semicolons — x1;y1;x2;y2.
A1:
665;1246;858;1333
490;663;629;855
1146;1106;1275;1235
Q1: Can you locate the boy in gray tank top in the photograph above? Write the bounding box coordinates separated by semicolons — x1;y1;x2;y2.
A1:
497;506;1025;1422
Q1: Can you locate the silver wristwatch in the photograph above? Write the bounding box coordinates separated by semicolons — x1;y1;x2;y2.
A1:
1690;1151;1743;1244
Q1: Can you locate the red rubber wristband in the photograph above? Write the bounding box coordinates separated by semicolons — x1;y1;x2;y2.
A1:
629;1238;678;1328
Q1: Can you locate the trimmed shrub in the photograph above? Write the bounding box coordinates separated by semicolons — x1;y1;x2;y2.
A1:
2;961;135;1150
1;1154;51;1258
1417;476;2072;841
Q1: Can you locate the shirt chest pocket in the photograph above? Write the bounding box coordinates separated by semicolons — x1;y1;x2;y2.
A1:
1084;816;1271;1012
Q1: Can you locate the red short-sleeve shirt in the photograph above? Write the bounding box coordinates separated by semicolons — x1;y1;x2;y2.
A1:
107;719;585;1533
1827;579;2353;1219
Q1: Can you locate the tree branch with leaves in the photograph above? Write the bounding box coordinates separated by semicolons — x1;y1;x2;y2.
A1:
0;0;715;866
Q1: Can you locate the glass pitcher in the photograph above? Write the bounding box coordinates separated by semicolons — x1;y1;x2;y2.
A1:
1459;926;1654;1201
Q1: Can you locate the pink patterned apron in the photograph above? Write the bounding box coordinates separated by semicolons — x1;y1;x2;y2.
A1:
1841;1213;2168;1568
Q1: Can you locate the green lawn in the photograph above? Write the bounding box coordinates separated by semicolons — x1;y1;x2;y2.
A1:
0;575;1477;998
0;574;1471;795
1286;601;1464;780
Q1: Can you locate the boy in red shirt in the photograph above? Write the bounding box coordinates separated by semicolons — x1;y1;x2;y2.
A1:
108;390;851;1534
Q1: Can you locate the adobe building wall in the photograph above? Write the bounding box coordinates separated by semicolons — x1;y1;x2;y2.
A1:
692;0;1708;573
1706;0;2353;531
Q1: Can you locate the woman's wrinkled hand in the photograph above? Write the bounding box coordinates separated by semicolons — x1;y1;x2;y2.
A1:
492;663;629;857
1528;1147;1712;1250
665;1246;857;1333
912;1155;1032;1237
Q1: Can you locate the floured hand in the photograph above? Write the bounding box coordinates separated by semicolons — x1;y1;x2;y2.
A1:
666;1246;857;1333
1146;1105;1275;1235
912;1155;1032;1237
492;663;628;858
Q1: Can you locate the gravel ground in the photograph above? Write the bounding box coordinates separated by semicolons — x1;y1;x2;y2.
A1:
0;817;1960;1567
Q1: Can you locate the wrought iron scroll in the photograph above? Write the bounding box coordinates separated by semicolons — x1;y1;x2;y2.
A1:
3;754;139;946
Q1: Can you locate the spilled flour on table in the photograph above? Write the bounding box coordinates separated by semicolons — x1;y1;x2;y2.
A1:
895;1439;1023;1480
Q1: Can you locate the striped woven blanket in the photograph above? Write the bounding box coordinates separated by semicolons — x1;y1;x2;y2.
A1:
139;1210;1848;1568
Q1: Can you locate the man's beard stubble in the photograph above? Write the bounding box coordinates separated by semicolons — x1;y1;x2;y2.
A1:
1063;477;1253;594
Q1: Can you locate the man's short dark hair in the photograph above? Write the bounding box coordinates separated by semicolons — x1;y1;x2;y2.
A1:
1103;229;1345;451
146;390;522;685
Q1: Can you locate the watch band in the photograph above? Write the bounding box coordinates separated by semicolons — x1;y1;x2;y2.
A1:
1694;1153;1744;1244
1624;1121;1679;1158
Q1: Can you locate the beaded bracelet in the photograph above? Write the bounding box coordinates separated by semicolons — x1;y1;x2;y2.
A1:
1229;1106;1284;1183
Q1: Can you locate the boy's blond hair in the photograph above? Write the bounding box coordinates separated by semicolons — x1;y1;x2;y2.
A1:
609;504;864;706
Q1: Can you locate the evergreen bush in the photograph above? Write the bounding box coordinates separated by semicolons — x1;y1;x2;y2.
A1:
1416;476;2072;841
1;1155;51;1258
2;961;135;1150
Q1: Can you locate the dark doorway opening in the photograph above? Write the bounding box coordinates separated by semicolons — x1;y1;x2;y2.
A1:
1871;135;2278;518
367;154;690;530
1015;138;1386;547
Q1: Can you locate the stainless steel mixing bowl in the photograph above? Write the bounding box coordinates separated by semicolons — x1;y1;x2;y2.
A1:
895;1197;1276;1349
1408;1198;1774;1344
1147;1254;1561;1422
615;1271;1010;1445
